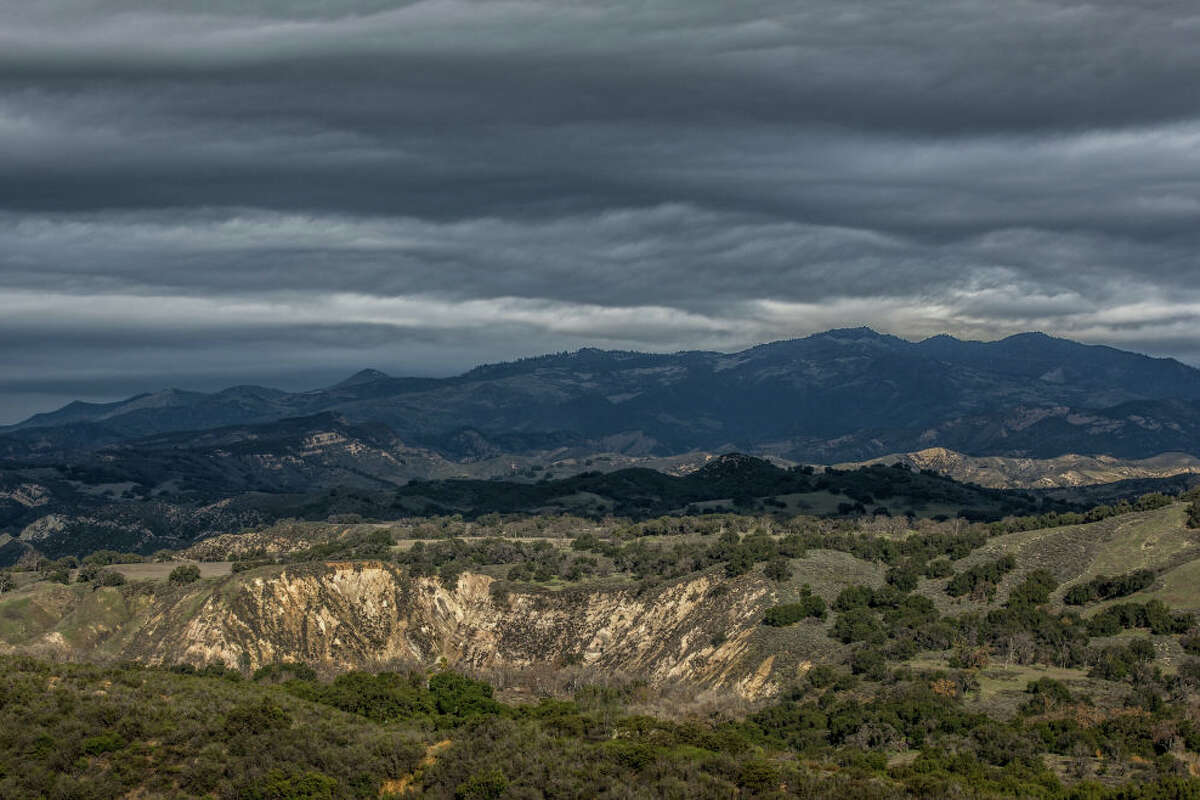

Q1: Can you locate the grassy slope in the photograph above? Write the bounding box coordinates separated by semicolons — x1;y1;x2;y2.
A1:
904;504;1200;718
948;503;1200;610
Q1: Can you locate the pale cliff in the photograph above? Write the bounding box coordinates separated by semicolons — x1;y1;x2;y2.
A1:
1;563;804;700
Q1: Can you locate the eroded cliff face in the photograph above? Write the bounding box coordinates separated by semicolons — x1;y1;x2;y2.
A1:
10;563;791;699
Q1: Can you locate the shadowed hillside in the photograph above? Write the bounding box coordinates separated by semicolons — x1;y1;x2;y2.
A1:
7;329;1200;463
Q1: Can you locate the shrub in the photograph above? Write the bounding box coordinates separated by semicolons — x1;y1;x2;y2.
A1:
762;558;793;583
286;671;432;722
764;602;816;626
946;556;1016;598
1087;600;1194;637
832;608;885;645
83;550;143;566
429;672;502;720
82;732;126;755
97;569;127;587
738;758;781;793
604;739;657;769
886;566;920;593
1088;640;1156;681
224;698;292;737
1021;678;1072;714
924;559;954;579
455;769;508;800
849;647;887;680
1007;570;1058;608
763;587;826;626
834;585;875;611
439;561;464;588
253;662;318;683
247;768;337;800
807;664;840;688
169;564;202;585
724;548;754;577
1180;660;1200;684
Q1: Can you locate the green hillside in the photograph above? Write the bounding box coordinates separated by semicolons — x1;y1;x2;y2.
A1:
957;503;1200;611
3;498;1200;797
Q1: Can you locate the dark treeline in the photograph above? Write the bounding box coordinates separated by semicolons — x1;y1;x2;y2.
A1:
984;492;1176;536
392;459;1078;522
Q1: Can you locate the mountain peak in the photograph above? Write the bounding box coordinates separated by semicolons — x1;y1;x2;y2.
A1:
999;331;1055;343
335;369;391;388
813;326;884;340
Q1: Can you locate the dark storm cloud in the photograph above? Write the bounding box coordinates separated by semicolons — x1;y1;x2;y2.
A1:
5;1;1200;134
1;0;1200;421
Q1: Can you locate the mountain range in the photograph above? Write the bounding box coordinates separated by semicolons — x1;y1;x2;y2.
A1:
5;328;1200;464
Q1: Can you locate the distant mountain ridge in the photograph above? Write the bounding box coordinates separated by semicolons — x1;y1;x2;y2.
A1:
5;328;1200;462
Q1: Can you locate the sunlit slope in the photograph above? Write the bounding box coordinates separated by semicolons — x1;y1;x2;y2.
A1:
0;560;859;699
955;503;1200;610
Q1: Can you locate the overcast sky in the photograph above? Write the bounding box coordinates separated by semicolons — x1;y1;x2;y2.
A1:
2;1;1200;422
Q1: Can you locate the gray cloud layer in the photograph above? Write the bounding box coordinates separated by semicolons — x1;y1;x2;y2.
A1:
2;0;1200;421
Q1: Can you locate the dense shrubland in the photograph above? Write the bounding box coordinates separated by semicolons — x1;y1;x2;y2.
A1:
6;654;1200;799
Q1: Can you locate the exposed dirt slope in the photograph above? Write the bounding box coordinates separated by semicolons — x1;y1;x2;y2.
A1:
0;563;802;699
